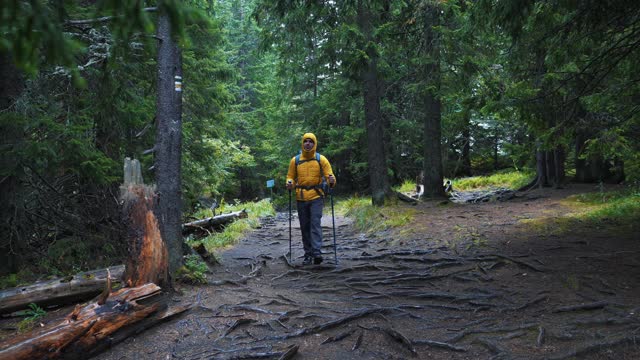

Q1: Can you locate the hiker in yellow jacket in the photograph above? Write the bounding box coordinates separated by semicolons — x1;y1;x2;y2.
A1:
286;133;336;265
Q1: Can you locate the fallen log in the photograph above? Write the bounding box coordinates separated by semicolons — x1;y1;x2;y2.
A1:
0;265;125;315
182;210;248;234
0;282;190;360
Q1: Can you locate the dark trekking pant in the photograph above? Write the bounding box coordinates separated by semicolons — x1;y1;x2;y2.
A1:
297;198;324;257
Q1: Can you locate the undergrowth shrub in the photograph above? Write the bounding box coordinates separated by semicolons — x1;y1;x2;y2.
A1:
176;255;208;284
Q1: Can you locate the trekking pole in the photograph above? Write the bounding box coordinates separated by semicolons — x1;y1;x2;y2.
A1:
330;187;337;265
288;188;292;263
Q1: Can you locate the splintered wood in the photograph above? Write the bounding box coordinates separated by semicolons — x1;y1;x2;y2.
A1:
121;158;169;288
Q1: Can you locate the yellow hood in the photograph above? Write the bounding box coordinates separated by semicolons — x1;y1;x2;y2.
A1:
301;132;318;158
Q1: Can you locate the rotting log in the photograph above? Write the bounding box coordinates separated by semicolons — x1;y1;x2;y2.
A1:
182;210;248;235
0;283;190;360
0;265;125;315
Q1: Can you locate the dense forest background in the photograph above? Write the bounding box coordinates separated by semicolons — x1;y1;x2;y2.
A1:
1;0;638;276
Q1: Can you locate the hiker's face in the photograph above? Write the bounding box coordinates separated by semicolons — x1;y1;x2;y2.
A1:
303;138;315;151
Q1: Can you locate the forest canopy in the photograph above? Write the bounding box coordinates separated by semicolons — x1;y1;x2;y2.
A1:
1;0;638;275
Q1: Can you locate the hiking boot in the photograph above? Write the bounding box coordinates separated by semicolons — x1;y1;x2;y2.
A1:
302;256;312;265
313;256;323;265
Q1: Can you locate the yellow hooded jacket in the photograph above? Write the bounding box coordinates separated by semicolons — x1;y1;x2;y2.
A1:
286;133;336;201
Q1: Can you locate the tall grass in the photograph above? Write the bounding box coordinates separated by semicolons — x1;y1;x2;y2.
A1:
452;170;534;191
338;196;414;233
564;190;640;225
521;189;639;234
395;170;534;194
188;199;275;253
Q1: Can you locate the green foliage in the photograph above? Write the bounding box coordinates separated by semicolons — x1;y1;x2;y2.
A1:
397;180;418;194
16;303;47;333
24;302;46;320
176;254;208;284
0;274;18;289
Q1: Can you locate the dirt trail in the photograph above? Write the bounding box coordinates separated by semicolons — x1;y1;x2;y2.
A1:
90;183;640;360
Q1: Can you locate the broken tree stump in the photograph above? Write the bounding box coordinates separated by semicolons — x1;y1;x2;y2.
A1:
120;157;169;288
0;158;188;359
0;266;125;315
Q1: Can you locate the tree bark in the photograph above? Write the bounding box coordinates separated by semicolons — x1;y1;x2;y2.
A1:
0;266;125;315
422;4;445;198
122;185;169;288
535;148;548;189
155;12;184;277
461;112;472;176
357;0;391;206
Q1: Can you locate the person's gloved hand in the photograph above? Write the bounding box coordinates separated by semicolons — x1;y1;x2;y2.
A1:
286;180;294;190
328;175;335;186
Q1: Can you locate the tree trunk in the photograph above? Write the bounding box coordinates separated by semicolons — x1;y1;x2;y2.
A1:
535;148;548;189
358;0;391;206
0;266;125;315
461;113;472;176
553;146;565;188
545;150;556;185
155;13;184;277
0;53;26;275
422;4;445;199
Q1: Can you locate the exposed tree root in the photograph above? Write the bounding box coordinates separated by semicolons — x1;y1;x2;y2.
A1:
485;253;545;272
548;334;639;360
221;318;255;338
447;323;539;343
553;300;608;313
269;307;397;340
351;330;364;351
321;328;357;344
414;339;467;352
504;294;548;312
